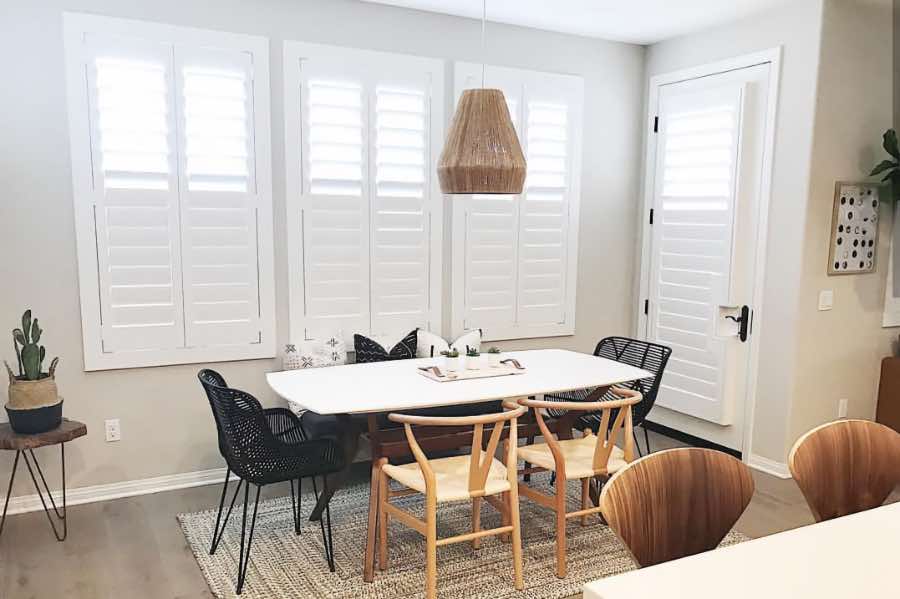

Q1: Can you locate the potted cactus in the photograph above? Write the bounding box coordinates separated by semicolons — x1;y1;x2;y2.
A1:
466;347;483;370
4;310;62;434
441;348;463;373
487;346;502;368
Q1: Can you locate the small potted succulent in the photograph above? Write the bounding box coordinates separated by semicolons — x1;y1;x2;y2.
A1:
441;348;463;373
4;310;62;434
466;347;483;370
487;346;502;368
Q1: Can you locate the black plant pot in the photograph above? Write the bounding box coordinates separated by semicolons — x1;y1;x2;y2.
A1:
5;400;63;434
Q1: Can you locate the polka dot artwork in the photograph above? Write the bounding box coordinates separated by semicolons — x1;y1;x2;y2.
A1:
828;182;880;275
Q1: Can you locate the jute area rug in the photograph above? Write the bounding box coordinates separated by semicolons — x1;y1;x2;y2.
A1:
178;475;747;599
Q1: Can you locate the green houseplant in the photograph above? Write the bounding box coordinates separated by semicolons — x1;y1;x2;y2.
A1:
4;309;62;433
870;129;900;296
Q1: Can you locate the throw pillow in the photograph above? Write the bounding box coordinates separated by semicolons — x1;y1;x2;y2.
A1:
354;329;418;363
282;334;347;371
415;329;482;358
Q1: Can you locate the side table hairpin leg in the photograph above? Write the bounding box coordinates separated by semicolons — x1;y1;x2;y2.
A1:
0;443;68;542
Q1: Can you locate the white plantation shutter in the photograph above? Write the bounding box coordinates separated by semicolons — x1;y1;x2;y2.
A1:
299;72;370;339
452;63;583;341
519;100;570;326
371;84;431;337
285;43;443;344
177;49;265;348
648;85;743;423
65;14;274;370
85;37;184;353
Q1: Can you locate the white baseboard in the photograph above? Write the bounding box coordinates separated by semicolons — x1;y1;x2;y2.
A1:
747;453;791;479
5;466;231;516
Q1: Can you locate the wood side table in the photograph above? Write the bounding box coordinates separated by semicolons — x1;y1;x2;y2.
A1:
0;419;87;541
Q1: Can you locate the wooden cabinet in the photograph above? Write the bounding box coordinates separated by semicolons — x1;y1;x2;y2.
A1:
876;357;900;433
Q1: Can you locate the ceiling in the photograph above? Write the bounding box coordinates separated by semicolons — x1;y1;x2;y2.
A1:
358;0;790;44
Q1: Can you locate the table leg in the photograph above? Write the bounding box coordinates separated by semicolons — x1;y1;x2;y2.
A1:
0;450;22;538
1;444;69;542
309;414;360;522
363;414;382;583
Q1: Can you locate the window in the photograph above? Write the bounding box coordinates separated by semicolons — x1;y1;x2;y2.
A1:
63;14;275;370
450;63;584;341
284;42;444;343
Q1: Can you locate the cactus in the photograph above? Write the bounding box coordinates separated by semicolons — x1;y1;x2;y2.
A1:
11;309;57;381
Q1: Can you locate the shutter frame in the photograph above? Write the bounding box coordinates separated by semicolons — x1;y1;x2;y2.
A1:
285;42;444;346
64;13;275;370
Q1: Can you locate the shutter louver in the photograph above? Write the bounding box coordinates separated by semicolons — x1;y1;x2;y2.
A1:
89;43;184;352
300;76;370;339
518;101;569;325
178;50;262;347
371;85;430;336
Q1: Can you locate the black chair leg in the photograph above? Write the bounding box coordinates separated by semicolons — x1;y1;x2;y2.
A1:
312;476;336;572
643;425;652;454
290;478;302;535
236;483;261;595
210;470;244;555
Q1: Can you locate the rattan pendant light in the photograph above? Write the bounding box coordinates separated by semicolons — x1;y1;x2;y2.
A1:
437;0;526;195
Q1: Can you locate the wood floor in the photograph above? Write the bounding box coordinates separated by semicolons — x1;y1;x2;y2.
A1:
0;431;830;598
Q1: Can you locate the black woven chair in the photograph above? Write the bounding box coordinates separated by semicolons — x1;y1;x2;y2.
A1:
198;369;344;594
544;337;672;456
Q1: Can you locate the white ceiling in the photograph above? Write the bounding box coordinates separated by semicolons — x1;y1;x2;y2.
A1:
359;0;790;44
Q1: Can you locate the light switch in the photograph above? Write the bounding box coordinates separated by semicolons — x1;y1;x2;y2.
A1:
818;290;834;311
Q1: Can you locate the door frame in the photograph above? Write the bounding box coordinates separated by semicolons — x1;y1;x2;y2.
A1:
634;48;782;463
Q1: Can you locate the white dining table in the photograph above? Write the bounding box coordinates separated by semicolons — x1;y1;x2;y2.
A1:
267;348;652;583
267;348;652;415
584;502;900;599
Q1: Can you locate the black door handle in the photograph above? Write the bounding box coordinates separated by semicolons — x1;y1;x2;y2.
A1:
724;305;751;343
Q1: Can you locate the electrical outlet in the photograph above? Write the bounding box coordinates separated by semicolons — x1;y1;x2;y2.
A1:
105;418;121;442
838;399;849;419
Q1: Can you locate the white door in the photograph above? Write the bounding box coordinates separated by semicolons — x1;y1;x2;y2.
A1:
643;63;771;450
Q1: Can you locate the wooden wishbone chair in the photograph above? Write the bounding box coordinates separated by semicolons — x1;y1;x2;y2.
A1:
376;402;528;599
516;388;641;578
789;419;900;522
599;447;754;567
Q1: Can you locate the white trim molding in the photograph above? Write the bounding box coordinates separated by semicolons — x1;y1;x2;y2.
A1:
747;453;792;479
4;466;232;516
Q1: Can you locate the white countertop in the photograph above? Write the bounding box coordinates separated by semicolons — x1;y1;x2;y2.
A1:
266;349;651;415
584;502;900;599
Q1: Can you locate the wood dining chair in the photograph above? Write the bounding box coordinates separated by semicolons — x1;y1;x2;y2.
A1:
376;402;528;599
515;388;641;578
789;419;900;522
599;447;754;568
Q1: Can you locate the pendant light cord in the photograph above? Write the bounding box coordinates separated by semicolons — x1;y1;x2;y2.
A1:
481;0;486;87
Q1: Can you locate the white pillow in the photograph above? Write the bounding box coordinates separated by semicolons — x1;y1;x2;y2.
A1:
283;333;347;371
416;329;482;358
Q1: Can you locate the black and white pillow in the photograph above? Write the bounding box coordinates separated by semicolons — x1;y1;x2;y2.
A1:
283;334;347;371
354;330;418;363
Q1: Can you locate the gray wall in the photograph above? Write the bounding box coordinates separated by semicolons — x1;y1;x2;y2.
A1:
0;0;645;496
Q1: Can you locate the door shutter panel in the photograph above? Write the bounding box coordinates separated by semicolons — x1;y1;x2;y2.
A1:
370;81;431;337
85;36;184;352
649;84;743;424
299;70;371;339
176;47;263;348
